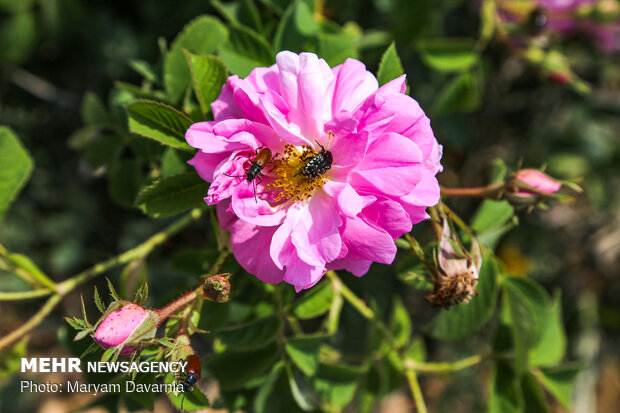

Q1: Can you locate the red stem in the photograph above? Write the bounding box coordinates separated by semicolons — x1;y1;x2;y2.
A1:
440;182;504;198
154;288;200;324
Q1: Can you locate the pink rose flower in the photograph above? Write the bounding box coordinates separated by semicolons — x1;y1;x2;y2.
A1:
186;51;442;291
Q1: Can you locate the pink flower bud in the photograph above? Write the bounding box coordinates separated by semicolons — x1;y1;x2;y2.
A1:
93;303;152;355
513;169;562;195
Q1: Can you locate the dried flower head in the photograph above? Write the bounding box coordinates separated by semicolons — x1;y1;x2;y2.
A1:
426;220;482;309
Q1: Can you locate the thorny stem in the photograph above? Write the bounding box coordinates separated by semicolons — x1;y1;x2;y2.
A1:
0;209;204;351
156;288;202;323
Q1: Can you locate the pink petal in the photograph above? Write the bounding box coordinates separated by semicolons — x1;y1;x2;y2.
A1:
211;83;243;121
340;215;397;265
331;58;379;115
228;217;285;284
350;132;424;197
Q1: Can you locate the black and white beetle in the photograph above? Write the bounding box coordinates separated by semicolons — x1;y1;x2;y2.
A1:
300;137;333;179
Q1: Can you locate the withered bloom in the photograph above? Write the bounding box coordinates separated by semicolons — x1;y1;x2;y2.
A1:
426;220;482;309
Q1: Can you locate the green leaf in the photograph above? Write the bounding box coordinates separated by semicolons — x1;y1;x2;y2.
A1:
285;335;326;376
290;280;334;319
184;52;228;117
471;200;516;249
377;42;405;86
211;0;263;32
287;365;318;411
521;373;549;413
161;148;191;177
129;59;160;83
0;127;34;224
218;24;274;77
0;11;37;64
82;135;124;171
427;255;500;340
94;286;105;313
390;296;412;348
471;200;515;233
502;276;550;374
73;330;91;341
310;362;363;409
537;364;583;407
6;253;55;289
488;361;523;413
120;258;148;299
126;100;193;151
317;22;361;66
164;372;210;411
418;38;479;72
254;363;306;413
529;293;566;367
0;337;28;379
431;69;482;116
214;315;281;352
81;92;109;127
273;0;318;52
164;15;228;103
106;277;120;301
107;159;143;208
205;342;279;390
134;172;207;218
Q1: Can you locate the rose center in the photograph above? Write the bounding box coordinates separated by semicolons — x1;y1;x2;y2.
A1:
266;144;329;203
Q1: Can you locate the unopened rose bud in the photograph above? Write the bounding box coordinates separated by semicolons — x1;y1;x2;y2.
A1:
426;220;482;309
505;168;563;208
93;303;157;355
203;273;231;302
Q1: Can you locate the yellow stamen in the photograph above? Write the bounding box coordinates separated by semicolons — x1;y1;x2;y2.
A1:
266;144;329;203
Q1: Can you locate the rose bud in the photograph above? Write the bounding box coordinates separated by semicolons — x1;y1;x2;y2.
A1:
203;273;231;303
505;168;563;209
93;303;158;355
426;220;482;309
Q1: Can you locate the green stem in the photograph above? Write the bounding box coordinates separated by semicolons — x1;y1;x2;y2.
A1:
325;271;395;346
406;369;428;413
0;288;53;301
56;209;202;295
405;354;483;374
201;246;230;279
0;294;63;350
